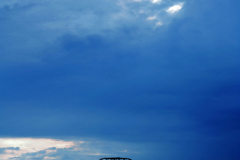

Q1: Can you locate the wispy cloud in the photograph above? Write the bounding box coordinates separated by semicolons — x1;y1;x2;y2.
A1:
0;138;75;159
147;16;157;20
166;2;184;14
151;0;161;4
0;138;141;160
0;0;185;63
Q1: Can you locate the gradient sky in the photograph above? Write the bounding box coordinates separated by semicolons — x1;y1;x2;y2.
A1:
0;0;240;160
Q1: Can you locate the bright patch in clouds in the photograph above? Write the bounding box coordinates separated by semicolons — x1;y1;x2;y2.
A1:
151;0;161;4
156;22;162;26
0;138;139;160
0;0;186;62
147;16;157;20
166;3;184;13
119;0;185;28
0;138;75;159
132;0;161;3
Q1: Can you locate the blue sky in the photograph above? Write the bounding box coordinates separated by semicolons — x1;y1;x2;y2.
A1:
0;0;240;159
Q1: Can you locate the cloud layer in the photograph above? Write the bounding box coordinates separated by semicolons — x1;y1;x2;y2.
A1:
0;138;75;159
0;0;240;159
0;138;144;160
0;0;186;63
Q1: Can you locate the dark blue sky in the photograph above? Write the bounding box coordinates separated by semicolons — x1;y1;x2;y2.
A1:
0;0;240;159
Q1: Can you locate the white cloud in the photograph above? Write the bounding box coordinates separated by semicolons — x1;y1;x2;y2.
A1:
166;3;184;14
0;138;75;159
151;0;161;4
118;0;185;28
0;138;141;160
132;0;161;3
147;16;157;20
156;21;162;26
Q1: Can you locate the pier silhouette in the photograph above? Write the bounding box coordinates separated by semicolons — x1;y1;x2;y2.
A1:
100;157;132;160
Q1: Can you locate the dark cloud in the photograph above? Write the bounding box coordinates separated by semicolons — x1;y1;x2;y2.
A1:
0;0;240;159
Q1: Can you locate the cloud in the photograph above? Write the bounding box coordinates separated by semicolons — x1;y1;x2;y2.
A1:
147;16;157;20
1;0;240;160
0;138;144;160
0;138;75;159
151;0;161;4
166;2;184;14
156;21;162;26
0;0;185;63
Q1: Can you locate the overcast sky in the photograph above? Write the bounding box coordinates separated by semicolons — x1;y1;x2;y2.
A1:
0;0;240;160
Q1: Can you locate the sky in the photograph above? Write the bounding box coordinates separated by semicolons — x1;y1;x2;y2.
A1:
0;0;240;159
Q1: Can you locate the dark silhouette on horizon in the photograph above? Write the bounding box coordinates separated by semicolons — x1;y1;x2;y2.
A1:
100;157;132;160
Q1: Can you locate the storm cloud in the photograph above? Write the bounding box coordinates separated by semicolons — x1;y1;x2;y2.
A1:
0;0;240;159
